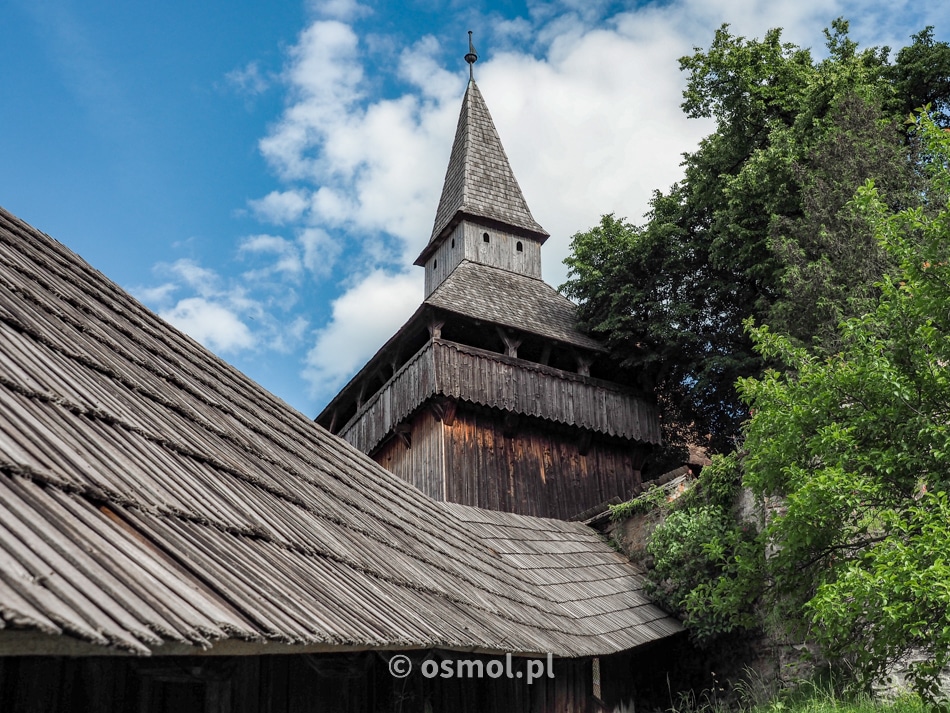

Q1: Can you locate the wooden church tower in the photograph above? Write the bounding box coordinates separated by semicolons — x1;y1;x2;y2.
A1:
317;41;660;519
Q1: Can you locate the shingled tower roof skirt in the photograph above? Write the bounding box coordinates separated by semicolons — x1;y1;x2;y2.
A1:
414;80;549;267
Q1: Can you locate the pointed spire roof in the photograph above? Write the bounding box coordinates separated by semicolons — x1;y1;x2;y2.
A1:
415;80;548;266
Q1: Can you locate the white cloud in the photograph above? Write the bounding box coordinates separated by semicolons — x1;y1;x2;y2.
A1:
308;0;371;22
298;227;339;275
399;36;459;101
259;21;366;182
239;234;304;278
249;190;310;224
131;282;177;305
226;61;270;96
302;270;421;393
166;259;220;296
259;19;463;264
161;298;255;353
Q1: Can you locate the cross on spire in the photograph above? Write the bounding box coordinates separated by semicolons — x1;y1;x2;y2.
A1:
465;31;478;81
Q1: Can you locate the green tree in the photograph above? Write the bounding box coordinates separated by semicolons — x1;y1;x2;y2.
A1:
767;92;923;351
635;116;950;701
739;115;950;701
562;20;934;454
888;27;950;127
640;453;764;645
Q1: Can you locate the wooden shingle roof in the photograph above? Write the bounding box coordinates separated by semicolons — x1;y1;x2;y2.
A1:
0;207;679;657
425;260;605;351
440;503;681;651
417;81;548;265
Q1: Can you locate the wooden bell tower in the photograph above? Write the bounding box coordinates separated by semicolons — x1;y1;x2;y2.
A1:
317;43;660;519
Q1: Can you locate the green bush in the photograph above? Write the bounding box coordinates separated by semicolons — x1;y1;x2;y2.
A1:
643;454;765;644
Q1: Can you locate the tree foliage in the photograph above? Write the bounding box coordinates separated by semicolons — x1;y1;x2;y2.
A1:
576;20;950;700
562;20;944;453
638;116;950;702
737;116;950;701
642;453;764;645
887;27;950;127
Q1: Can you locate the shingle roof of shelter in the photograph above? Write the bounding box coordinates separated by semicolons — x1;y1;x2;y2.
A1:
418;80;548;265
440;503;680;650
0;207;679;657
425;260;605;351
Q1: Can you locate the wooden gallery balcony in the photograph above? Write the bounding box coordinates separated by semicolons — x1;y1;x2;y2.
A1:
338;339;661;455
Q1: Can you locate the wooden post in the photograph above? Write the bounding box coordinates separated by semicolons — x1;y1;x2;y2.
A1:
395;422;412;449
496;327;523;358
576;353;593;377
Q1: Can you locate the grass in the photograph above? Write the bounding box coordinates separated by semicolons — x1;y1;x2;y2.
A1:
751;692;927;713
667;674;930;713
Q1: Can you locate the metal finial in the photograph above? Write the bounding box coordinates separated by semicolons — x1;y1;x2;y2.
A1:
464;31;478;81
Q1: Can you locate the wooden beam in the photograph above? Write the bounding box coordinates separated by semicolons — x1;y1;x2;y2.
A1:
539;344;551;366
496;327;523;358
389;352;402;378
395;422;412;449
430;398;458;427
576;353;594;377
427;318;445;340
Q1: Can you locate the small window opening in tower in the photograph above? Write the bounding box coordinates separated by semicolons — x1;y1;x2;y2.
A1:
433;259;438;269
516;241;523;252
451;238;455;248
483;232;490;243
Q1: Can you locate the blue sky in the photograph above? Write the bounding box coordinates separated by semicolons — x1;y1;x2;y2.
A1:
2;0;948;417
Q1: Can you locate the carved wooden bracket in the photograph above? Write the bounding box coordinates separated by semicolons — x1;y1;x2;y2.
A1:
496;326;523;358
427;318;445;340
395;422;412;449
576;353;594;377
429;398;458;427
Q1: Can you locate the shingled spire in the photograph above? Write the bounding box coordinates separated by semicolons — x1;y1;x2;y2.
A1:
414;78;549;267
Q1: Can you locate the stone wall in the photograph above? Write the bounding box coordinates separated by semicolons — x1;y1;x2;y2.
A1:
602;481;820;709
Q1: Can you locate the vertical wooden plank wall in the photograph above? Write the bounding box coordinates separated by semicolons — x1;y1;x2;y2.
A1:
442;408;643;519
423;220;543;297
372;402;644;518
373;408;445;501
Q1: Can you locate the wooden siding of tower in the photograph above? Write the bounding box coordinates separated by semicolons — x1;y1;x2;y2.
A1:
339;339;659;457
374;407;444;500
424;221;543;296
371;403;643;519
442;407;643;519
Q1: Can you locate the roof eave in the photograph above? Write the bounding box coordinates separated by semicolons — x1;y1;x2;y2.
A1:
314;304;432;426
